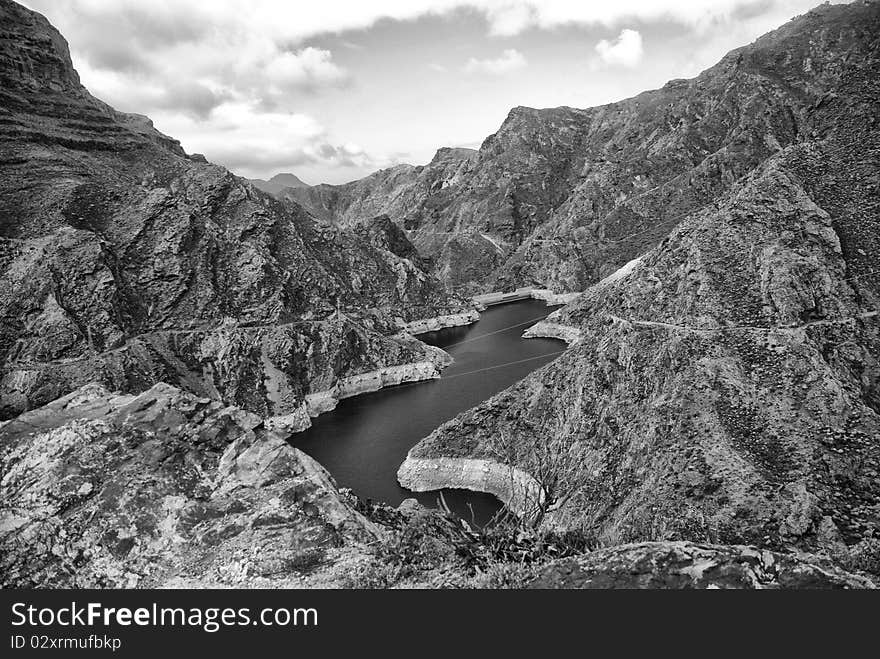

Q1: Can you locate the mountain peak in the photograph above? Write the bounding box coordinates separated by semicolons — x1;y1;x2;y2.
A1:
270;172;309;187
251;172;310;194
429;146;477;165
0;0;80;91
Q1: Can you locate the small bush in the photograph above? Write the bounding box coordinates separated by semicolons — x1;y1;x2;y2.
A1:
834;538;880;579
339;560;406;589
470;562;536;589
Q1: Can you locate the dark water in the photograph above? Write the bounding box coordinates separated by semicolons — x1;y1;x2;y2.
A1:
291;300;565;526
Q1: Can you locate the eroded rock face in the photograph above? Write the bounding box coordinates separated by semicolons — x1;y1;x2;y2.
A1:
0;383;378;588
527;542;875;589
0;0;473;419
403;3;880;555
287;2;879;295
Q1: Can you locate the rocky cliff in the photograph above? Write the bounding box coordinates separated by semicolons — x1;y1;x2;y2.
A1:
401;1;880;563
289;1;879;297
0;0;473;420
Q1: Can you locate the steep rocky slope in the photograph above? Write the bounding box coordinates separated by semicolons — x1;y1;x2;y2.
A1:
401;1;880;562
284;147;508;288
0;0;471;421
291;1;879;295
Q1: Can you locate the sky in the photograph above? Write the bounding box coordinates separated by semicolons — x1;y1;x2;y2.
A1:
23;0;830;185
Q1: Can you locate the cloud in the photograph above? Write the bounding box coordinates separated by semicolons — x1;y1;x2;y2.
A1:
22;1;800;110
23;1;799;51
77;39;349;117
482;3;537;36
23;1;352;118
149;102;387;176
263;47;350;96
464;49;526;75
471;0;806;36
74;63;232;119
595;29;644;68
18;0;817;182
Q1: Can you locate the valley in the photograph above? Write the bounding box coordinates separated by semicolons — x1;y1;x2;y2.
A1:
1;0;878;589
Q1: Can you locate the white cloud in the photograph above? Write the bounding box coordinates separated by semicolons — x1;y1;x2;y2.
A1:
151;102;387;177
264;47;349;96
482;3;536;36
476;1;814;36
21;0;811;110
464;49;527;75
595;29;644;68
23;1;806;50
18;0;818;181
23;1;354;117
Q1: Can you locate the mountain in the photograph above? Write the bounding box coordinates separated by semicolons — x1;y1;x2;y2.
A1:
399;0;880;566
282;147;477;229
0;0;472;422
291;1;880;297
2;0;878;590
250;172;310;194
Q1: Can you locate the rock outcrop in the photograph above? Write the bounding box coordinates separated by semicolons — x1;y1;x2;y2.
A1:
9;381;870;590
0;0;473;420
0;383;378;588
401;1;880;559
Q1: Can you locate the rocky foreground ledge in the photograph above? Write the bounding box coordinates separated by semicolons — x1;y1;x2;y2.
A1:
0;383;378;588
527;541;876;589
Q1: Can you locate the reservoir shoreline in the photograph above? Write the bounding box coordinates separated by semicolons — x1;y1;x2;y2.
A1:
270;293;576;435
290;299;569;525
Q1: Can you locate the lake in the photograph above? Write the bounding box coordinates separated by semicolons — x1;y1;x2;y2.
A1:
291;299;565;526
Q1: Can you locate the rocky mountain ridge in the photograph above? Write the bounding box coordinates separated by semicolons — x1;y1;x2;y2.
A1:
288;1;879;297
